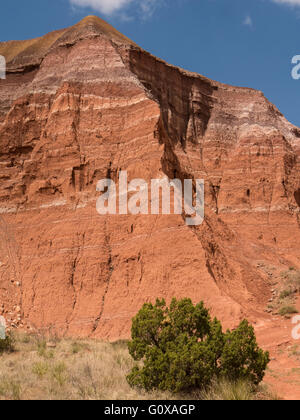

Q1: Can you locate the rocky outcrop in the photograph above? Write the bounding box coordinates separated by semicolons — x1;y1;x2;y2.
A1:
0;16;299;339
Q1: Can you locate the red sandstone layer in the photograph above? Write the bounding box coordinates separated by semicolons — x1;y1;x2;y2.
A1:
0;16;299;350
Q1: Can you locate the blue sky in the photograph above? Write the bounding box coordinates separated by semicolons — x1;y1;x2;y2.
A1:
0;0;299;126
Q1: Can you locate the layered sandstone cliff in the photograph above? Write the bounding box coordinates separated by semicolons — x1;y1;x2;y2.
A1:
0;16;299;340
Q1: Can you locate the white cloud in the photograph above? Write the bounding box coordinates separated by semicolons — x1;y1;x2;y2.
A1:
69;0;158;17
69;1;300;21
243;15;253;27
70;0;132;15
271;0;300;6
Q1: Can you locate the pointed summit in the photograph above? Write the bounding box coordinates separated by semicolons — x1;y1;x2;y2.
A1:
0;16;136;68
65;15;137;46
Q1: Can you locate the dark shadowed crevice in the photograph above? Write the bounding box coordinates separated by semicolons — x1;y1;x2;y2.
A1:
294;189;300;207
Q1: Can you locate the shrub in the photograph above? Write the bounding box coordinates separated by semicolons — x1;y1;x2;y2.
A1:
0;332;15;354
127;298;269;393
71;342;82;354
219;320;270;385
279;290;293;300
278;305;298;317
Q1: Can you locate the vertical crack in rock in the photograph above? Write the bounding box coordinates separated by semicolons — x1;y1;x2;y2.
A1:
0;215;22;325
28;272;37;319
91;218;113;335
295;189;300;207
65;232;85;334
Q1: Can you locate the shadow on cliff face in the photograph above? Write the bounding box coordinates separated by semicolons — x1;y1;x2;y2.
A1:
125;48;271;311
295;189;300;207
128;48;215;149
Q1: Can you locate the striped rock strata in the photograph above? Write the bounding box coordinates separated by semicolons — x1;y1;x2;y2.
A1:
0;16;299;339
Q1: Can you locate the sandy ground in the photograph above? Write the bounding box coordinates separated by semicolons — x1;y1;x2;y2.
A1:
255;296;300;400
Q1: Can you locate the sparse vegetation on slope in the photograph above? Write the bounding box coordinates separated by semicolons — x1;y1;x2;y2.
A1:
266;268;300;318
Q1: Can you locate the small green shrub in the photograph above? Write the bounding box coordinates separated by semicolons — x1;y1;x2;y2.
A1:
0;332;15;354
127;298;270;393
71;342;81;354
279;290;293;300
279;305;298;317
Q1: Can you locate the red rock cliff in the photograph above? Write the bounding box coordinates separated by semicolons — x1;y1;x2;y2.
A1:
0;16;299;339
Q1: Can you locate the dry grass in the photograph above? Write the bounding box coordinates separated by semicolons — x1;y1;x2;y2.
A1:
0;332;277;400
196;379;279;401
287;344;300;363
0;333;174;401
196;379;254;401
281;268;300;292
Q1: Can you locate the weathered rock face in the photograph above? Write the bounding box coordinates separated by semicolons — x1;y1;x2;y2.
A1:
0;16;299;339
